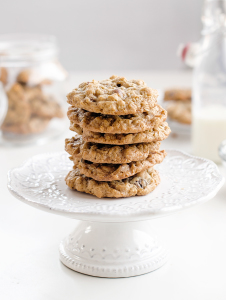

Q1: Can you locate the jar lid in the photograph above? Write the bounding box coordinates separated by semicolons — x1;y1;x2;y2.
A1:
0;34;58;67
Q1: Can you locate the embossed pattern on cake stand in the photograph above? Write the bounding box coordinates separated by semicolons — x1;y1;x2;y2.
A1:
7;150;224;277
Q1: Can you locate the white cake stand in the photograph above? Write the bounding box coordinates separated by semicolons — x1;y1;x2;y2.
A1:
7;150;224;278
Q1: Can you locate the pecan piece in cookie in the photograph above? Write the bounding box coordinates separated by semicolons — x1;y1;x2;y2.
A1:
67;75;158;115
67;105;167;134
65;167;160;198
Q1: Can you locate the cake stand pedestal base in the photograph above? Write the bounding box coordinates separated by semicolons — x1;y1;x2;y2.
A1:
59;221;168;278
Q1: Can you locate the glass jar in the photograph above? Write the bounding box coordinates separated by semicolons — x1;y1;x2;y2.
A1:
192;0;226;163
0;34;68;145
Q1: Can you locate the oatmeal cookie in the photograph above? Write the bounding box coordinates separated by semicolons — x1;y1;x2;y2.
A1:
67;75;158;115
65;167;160;198
2;83;31;126
71;122;171;145
68;105;167;134
164;88;191;101
1;116;50;134
167;101;191;124
1;83;63;133
65;136;161;164
27;88;64;118
76;150;166;181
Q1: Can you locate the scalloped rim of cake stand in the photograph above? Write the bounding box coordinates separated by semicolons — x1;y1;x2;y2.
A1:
7;150;225;223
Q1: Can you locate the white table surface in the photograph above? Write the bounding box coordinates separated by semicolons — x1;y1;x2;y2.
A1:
1;71;226;300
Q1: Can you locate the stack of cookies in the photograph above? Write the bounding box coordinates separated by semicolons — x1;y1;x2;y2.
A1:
65;75;171;198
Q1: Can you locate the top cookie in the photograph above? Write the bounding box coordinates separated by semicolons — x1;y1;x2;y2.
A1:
67;75;158;115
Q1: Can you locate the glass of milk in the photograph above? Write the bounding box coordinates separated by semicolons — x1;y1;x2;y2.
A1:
192;0;226;163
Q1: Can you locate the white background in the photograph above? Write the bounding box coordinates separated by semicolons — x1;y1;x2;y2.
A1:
0;0;202;70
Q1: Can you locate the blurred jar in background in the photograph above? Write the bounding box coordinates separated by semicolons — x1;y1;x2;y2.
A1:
192;0;226;163
0;34;67;145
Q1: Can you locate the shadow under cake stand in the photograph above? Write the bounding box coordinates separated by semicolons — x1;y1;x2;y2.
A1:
7;150;224;278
